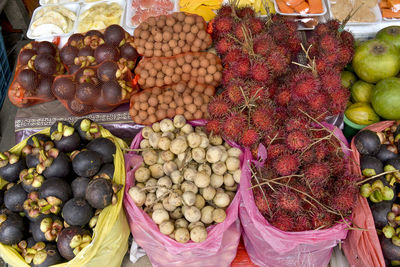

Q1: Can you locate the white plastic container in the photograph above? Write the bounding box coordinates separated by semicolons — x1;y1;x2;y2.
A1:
327;0;382;25
273;0;327;16
75;0;126;33
39;0;82;5
27;3;80;40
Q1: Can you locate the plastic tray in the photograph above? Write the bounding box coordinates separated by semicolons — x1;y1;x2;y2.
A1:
125;0;178;29
27;3;80;40
273;0;327;16
76;0;125;33
327;0;382;25
0;27;10;109
39;0;82;5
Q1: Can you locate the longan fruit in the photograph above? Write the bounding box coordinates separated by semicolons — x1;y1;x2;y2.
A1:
154;42;162;50
162;43;170;52
200;58;209;68
166;17;175;26
163;31;172;42
194;84;205;92
173;24;182;33
148;96;158;107
139;92;149;102
196;15;204;24
193;110;203;120
160;103;169;110
148;106;156;115
197;76;205;84
182;64;191;74
197;30;207;40
156;109;167;120
177;12;185;21
173;47;182;55
164;76;172;85
184;15;195;25
164;95;172;104
165;66;174;76
217;64;223;71
138;110;147;120
183;95;193;105
193;39;202;48
137;47;145;55
172;33;179;41
154;32;163;42
168;39;177;48
155;78;164;87
138;77;146;85
175;67;183;75
192;46;200;52
172;74;180;83
192;91;200;97
191;25;199;35
154;50;162;57
167;108;176;118
205;74;213;84
156;18;166;28
208;58;216;65
138;39;146;47
178;39;185;48
183;24;191;33
165;51;172;57
196;22;204;30
191;59;200;68
154;61;162;70
179;32;186;41
213;72;222;82
182;73;191;82
184;111;193;120
188;80;196;89
144;42;154;50
194;96;203;106
204;86;214;96
182;45;190;53
146;77;156;87
169;101;177;109
175;83;185;93
140;30;150;39
148;114;157;124
157;72;164;79
200;104;207;113
198;68;207;76
144;50;153;57
186;32;195;43
204;35;212;46
167;60;177;68
147;17;156;26
186;103;197;113
149;68;157;77
133;101;140;110
140;101;149;110
153;87;162;95
130;108;138;117
190;68;198;77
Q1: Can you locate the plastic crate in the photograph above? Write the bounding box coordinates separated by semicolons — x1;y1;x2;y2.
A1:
0;26;11;110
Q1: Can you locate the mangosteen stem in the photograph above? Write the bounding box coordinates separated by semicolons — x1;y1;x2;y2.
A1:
356;170;398;185
57;122;63;133
32;136;40;148
0;153;8;160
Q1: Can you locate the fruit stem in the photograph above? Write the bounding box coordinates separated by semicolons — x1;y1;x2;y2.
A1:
249;163;273;218
80;119;91;132
356;170;398;185
0;152;8;160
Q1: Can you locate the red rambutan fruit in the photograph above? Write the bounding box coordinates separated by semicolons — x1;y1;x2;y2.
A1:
273;153;299;176
206;120;222;134
240;128;259;147
337;45;354;66
330;185;357;213
301;148;315;164
285;35;302;54
272;187;302;213
309;183;329;199
287;101;309;118
233;56;250;78
284;20;298;34
249;83;268;101
223;48;243;66
267;47;290;76
319;34;340;55
215;38;234;55
311;209;336;229
213;16;233;35
253;36;275;56
314;23;330;36
286;130;311;151
267;143;286;159
294;214;312;231
252;108;274;131
329;87;350;115
327;20;340;31
340;31;355;49
233;22;246;41
320;70;342;93
218;5;233;17
251;61;271;82
270;23;291;43
226;81;245;104
285;117;309;132
304;162;331;185
222;67;235;86
207;96;230;118
315;58;333;74
314;142;330;162
275;89;291;106
249;17;264;34
291;72;321;101
254;188;274;214
308;92;329;112
223;113;247;140
270;211;295;232
237;7;255;18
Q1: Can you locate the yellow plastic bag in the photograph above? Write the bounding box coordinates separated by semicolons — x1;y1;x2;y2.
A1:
0;126;130;267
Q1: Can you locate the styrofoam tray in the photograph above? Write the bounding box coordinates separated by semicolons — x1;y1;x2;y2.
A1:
27;3;80;40
39;0;82;5
75;0;125;33
125;0;178;29
273;0;327;16
327;0;382;25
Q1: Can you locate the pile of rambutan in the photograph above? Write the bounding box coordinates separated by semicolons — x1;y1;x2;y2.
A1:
207;4;358;232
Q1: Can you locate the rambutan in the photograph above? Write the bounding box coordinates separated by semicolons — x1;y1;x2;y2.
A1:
329;87;350;115
290;72;321;101
267;143;286;160
273;153;299;176
267;47;290;76
275;89;291;106
272;187;302;213
285;117;309;132
207;96;230;118
223;113;247;140
309;183;329;199
251;61;271;82
326;20;340;31
215;38;234;55
323;53;341;66
286;35;302;54
213;16;233;35
237;7;255;18
233;56;250;78
254;188;274;215
315;58;334;74
270;211;295;232
233;22;246;41
223;48;243;66
311;209;336;229
270;23;291;43
249;17;264;34
218;5;233;17
340;31;355;49
284;20;298;34
301;148;315;164
249;83;268;100
222;67;235;86
240;128;259;147
252;108;274;131
307;92;329;112
314;23;330;36
319;34;340;55
303;162;331;185
320;70;342;93
253;36;275;56
294;214;312;231
206;120;221;134
314;142;330;162
287;102;309;118
226;81;245;104
286;130;311;151
330;185;357;213
337;45;353;66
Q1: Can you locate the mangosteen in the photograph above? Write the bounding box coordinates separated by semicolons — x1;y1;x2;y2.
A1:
73;118;101;142
93;95;112;111
42;152;71;179
34;54;57;76
23;191;46;221
27;134;50;147
86;178;120;209
36;41;56;56
94;44;119;64
72;150;102;177
0;190;4;207
381;235;400;261
0;210;24;245
71;177;90;198
84;30;104;50
68;33;85;48
52;77;76;100
68;64;81;74
360;155;383;177
78;47;94;57
19;49;37;65
104;24;125;46
30;215;63;242
354;130;381;156
57;226;92;260
4;183;27;212
20;168;45;193
62;198;93;226
23;138;56;170
76;82;100;104
97;61;118;82
0;151;26;182
60;46;78;66
101;81;122;105
371;201;393;228
95;163;114;179
376;144;399;163
50;121;81;153
27;243;63;267
87;138;116;164
67;99;92;116
18;69;39;92
39;177;72;204
120;43;139;62
36;75;54;99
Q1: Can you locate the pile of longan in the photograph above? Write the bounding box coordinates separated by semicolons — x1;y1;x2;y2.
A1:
134;12;212;57
135;52;222;89
129;81;215;125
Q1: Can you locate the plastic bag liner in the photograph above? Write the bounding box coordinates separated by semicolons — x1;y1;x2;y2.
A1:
0;126;130;267
240;122;350;267
123;120;241;267
342;121;392;267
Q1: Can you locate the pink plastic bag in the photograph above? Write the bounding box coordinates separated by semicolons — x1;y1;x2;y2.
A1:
239;123;351;267
123;120;242;267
